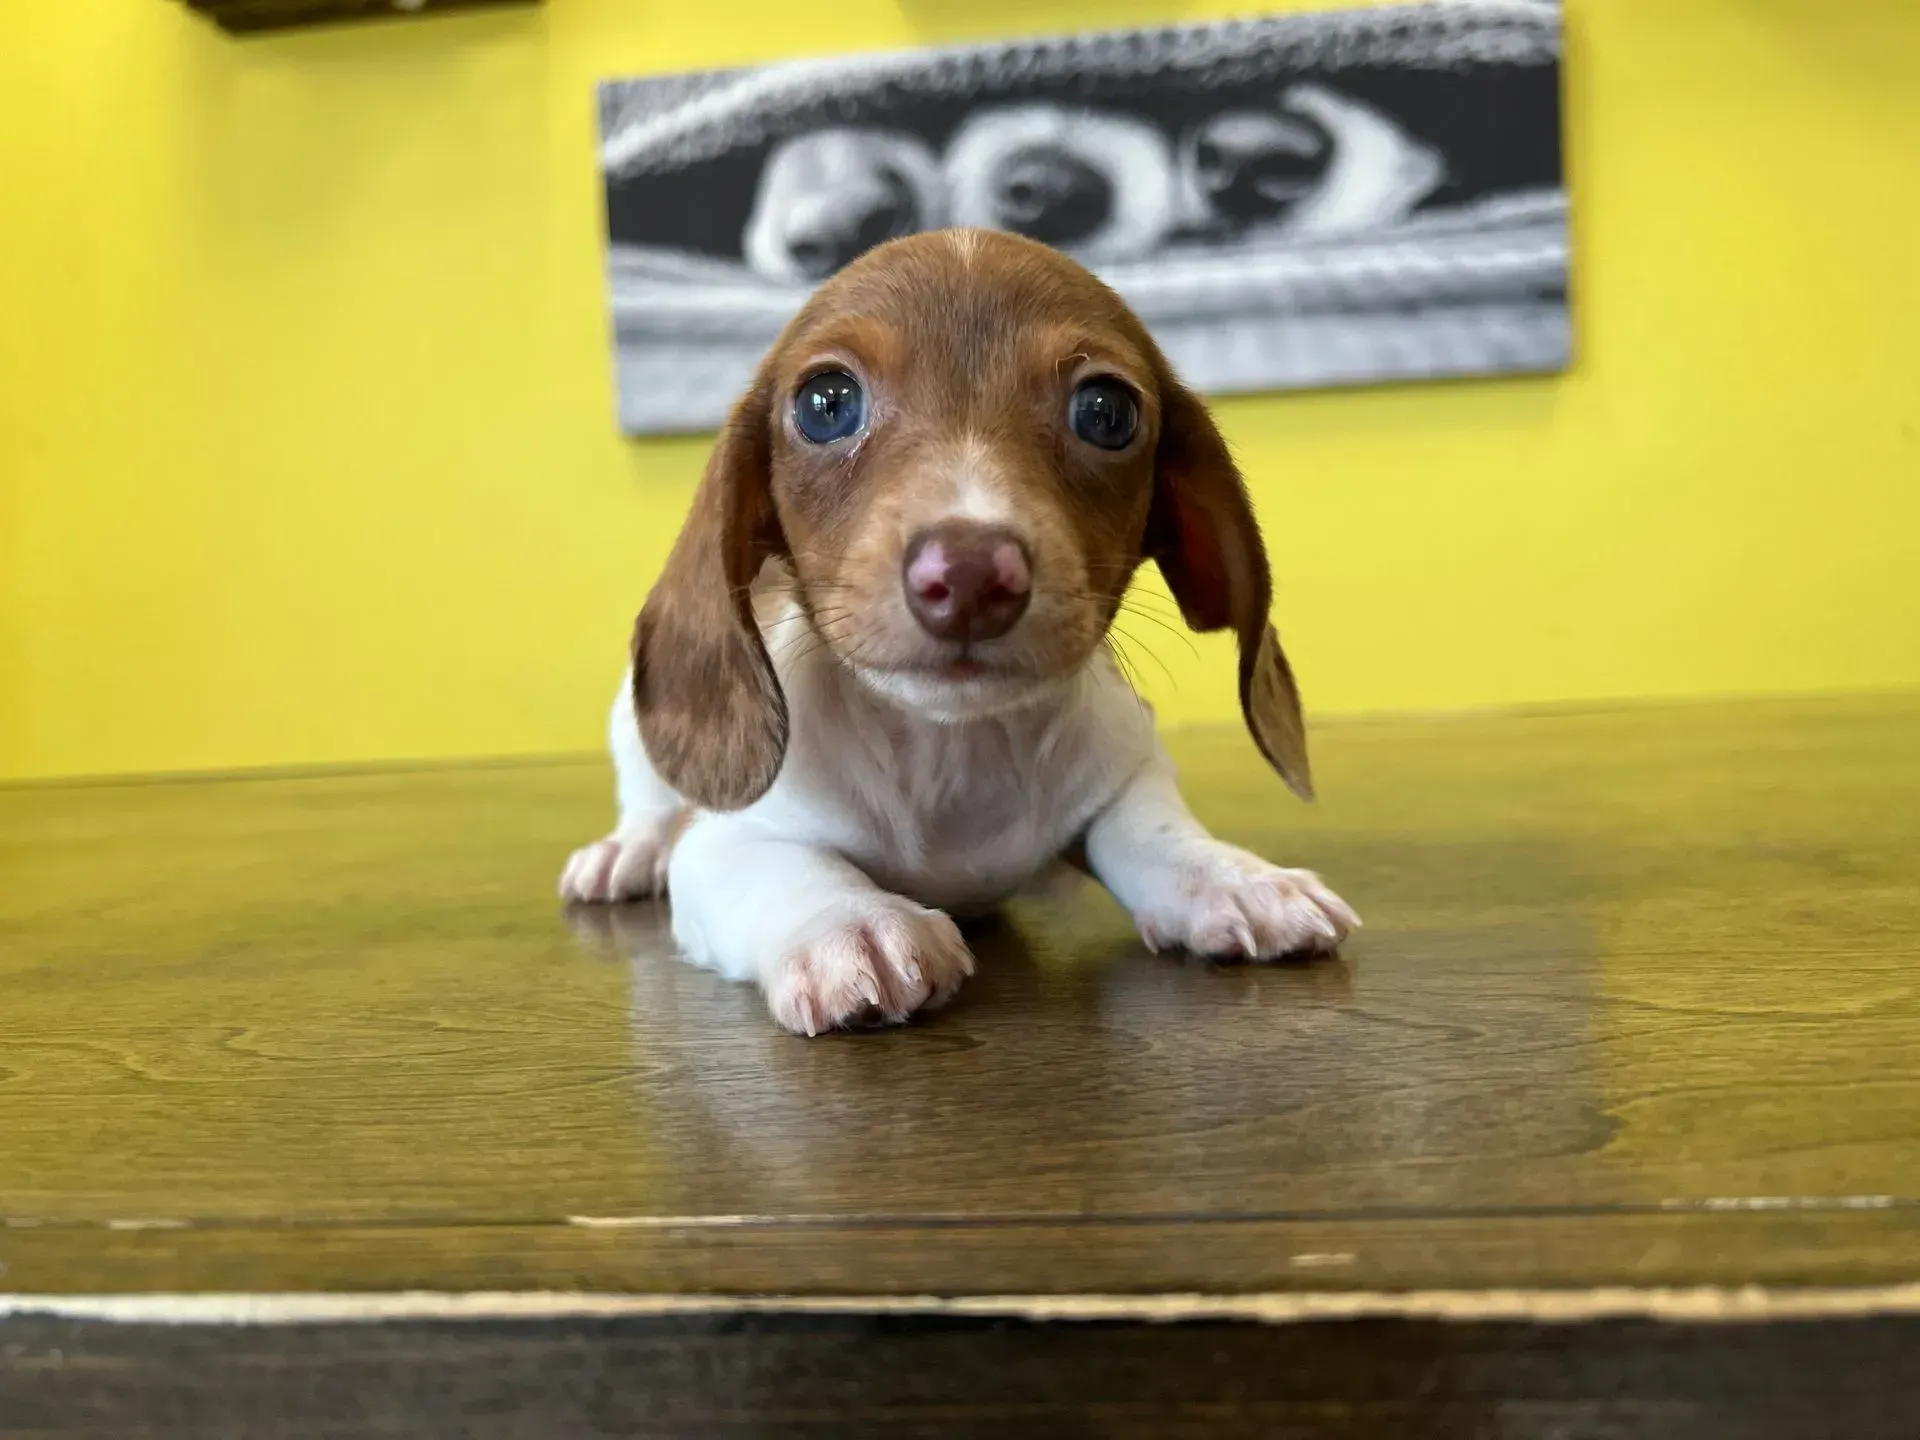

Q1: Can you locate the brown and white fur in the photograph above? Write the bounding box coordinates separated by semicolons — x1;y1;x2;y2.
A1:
560;228;1358;1035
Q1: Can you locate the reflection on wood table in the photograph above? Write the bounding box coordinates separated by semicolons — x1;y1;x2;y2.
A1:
2;694;1916;1293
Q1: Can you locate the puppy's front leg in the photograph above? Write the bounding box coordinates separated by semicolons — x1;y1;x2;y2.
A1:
668;815;976;1035
560;674;685;904
1085;751;1360;961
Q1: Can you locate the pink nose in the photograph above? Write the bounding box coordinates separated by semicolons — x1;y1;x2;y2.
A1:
902;521;1033;644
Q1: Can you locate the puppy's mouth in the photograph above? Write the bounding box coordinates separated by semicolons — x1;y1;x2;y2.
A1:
864;652;1025;688
892;651;1001;681
852;648;1061;718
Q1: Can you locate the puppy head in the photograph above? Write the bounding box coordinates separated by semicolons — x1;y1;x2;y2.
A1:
634;228;1312;811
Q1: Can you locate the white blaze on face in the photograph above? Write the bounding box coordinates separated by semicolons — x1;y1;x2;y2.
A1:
945;227;981;269
920;431;1015;530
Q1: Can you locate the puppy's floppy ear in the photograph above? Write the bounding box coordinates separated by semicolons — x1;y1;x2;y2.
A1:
1145;377;1314;801
631;380;789;811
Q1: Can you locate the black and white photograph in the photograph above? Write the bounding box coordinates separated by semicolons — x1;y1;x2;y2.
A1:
596;0;1567;436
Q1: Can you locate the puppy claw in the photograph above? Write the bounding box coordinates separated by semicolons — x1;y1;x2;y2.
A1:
1136;846;1359;962
558;816;682;905
768;900;974;1036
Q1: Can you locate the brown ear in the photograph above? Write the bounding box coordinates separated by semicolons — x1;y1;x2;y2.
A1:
1145;379;1314;801
630;382;789;811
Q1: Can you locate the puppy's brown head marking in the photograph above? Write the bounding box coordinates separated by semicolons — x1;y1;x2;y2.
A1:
633;228;1312;810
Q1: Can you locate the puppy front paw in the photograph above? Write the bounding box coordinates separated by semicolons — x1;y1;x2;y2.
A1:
558;813;684;904
1136;845;1360;961
767;899;976;1036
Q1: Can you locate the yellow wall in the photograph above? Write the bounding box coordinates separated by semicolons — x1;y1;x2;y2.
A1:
2;0;1916;782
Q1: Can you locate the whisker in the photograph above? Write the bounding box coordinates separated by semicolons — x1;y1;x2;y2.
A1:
1113;601;1201;659
1109;619;1180;691
1102;635;1153;723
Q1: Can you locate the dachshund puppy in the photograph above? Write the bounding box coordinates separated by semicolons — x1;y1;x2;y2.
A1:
562;228;1358;1034
942;105;1178;262
1179;84;1445;238
743;128;944;283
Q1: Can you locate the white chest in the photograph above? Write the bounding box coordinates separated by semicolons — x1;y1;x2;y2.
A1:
754;657;1155;911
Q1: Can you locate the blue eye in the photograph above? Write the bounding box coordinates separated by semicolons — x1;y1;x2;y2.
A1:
794;370;865;444
1069;378;1139;451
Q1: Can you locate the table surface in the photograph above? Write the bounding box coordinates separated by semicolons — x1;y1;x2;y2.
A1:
2;694;1916;1297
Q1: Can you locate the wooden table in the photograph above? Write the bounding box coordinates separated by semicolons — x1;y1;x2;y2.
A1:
3;696;1917;1435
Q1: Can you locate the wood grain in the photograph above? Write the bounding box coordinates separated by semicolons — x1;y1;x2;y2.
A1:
2;695;1918;1294
4;1210;1919;1297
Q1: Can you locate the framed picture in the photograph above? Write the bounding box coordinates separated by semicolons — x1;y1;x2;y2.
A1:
597;1;1567;435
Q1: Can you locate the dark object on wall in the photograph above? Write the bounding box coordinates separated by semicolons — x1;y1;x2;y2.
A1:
596;1;1569;436
178;0;537;34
